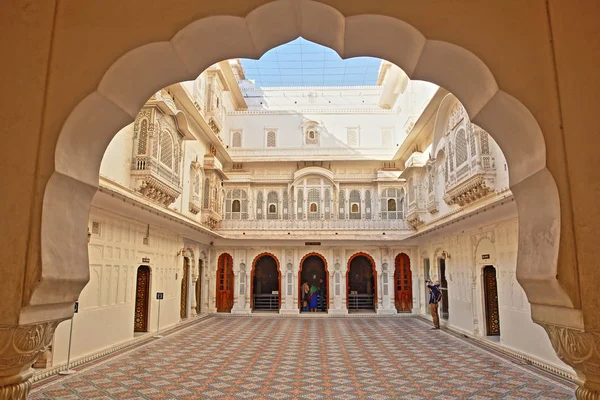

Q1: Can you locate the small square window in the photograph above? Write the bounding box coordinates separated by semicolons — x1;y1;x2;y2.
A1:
268;204;277;214
350;203;359;213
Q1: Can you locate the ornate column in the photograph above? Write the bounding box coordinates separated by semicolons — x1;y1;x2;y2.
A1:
0;321;58;399
542;325;600;399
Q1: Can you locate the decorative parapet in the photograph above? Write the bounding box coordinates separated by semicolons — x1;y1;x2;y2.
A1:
443;173;494;206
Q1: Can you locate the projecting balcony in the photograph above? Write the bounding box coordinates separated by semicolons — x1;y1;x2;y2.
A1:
216;218;413;232
131;156;182;207
189;193;202;215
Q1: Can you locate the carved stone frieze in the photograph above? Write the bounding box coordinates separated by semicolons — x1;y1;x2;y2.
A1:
134;176;180;206
0;321;59;400
443;174;493;206
542;324;600;398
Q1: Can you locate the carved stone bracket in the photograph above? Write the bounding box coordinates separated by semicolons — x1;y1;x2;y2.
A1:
0;321;59;400
542;324;600;398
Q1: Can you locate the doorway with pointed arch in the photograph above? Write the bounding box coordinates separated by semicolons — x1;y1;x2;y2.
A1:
394;253;412;313
216;253;234;312
251;253;281;312
299;253;328;313
347;253;377;312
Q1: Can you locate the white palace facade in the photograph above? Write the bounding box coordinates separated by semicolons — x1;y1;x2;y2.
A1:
41;59;573;379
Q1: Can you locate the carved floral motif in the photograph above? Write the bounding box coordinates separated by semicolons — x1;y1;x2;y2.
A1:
0;321;59;400
543;324;600;378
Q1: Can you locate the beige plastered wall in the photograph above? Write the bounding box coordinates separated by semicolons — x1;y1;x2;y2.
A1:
0;0;598;330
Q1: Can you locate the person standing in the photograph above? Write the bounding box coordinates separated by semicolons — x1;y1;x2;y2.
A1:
318;278;326;312
427;280;442;329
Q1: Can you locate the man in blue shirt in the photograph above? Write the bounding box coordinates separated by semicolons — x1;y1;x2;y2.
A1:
427;280;442;329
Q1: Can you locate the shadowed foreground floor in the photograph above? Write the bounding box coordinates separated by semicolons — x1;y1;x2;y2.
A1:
31;316;574;399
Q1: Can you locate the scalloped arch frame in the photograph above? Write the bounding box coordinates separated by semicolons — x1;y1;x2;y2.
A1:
34;0;570;325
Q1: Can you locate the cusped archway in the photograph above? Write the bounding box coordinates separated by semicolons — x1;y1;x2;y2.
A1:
38;0;570;333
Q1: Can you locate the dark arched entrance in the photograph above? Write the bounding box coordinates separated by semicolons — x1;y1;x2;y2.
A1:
134;265;150;332
216;253;234;312
195;258;203;314
251;253;281;311
181;257;190;319
299;253;328;312
483;265;501;336
394;253;412;312
347;253;377;311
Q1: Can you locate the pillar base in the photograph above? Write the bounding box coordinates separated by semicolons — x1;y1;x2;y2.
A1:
0;373;32;400
577;386;600;400
0;321;59;400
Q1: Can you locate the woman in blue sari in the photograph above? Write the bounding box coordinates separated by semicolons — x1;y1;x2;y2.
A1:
309;282;319;312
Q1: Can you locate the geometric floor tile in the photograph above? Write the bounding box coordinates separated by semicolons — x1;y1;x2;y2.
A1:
31;316;576;399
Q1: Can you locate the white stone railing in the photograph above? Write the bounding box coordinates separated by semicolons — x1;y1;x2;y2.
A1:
216;218;413;231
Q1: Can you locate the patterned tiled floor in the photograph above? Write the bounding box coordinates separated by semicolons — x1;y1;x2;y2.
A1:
31;316;575;399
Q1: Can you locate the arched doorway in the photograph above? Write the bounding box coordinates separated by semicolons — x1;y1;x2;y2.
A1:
195;258;203;314
216;253;234;312
251;253;281;311
180;257;190;319
439;258;449;320
394;253;412;313
134;266;150;332
483;265;501;336
347;253;377;311
298;253;328;312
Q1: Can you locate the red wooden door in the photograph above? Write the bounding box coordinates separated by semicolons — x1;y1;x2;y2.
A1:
216;254;234;312
134;266;150;332
394;253;412;312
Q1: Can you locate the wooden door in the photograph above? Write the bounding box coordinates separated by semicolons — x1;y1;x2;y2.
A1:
195;261;202;314
134;266;150;332
394;253;412;312
216;253;234;312
180;257;189;319
484;265;500;335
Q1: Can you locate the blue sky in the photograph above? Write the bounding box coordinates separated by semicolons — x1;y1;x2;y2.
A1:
240;38;381;87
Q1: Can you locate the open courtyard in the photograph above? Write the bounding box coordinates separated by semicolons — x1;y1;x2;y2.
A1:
31;316;574;399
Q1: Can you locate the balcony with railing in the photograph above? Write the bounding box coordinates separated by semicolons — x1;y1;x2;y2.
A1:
131;156;182;206
216;218;413;232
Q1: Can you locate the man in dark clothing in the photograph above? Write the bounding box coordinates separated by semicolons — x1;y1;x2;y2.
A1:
319;278;326;311
427;280;442;329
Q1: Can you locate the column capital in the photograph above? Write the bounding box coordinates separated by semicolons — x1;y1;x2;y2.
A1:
0;321;59;400
542;324;600;399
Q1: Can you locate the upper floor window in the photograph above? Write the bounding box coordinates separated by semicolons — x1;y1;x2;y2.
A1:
310;203;318;212
137;120;148;155
231;130;242;148
381;188;404;219
388;198;397;212
304;122;320;145
266;130;277;147
159;130;176;171
349;190;361;219
347;127;359;146
455;128;468;166
225;189;248;220
267;190;278;219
